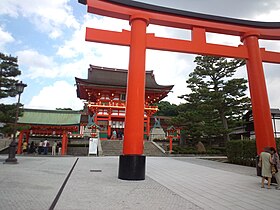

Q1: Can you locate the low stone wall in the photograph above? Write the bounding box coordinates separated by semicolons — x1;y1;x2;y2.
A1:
0;138;12;154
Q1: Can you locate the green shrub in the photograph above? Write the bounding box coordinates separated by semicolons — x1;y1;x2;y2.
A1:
172;138;280;167
226;138;280;167
226;140;256;166
172;145;225;155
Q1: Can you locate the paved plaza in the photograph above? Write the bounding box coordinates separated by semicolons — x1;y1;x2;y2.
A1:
1;155;280;210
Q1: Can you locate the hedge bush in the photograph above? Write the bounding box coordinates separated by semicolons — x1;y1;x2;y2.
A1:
172;138;280;167
226;140;256;166
226;138;280;167
171;145;225;155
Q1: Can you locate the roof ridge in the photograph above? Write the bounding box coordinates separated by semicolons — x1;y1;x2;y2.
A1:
89;64;154;74
23;108;81;114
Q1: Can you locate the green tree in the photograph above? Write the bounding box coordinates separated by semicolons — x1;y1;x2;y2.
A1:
0;53;21;98
0;53;22;134
154;101;178;116
174;55;251;143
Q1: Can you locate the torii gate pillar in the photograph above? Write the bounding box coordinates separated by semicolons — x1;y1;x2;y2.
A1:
118;15;149;180
242;33;276;153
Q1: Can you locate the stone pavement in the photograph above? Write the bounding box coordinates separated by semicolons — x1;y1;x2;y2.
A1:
1;155;280;210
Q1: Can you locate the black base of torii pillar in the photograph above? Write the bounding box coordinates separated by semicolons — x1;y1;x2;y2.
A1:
118;155;146;180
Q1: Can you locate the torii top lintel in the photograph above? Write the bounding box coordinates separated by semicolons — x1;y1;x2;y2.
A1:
79;0;280;63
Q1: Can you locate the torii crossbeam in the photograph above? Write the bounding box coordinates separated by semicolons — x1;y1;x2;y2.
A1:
79;0;280;180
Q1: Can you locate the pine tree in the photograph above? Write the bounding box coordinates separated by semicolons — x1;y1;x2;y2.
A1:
154;101;178;116
174;55;251;143
0;53;21;99
0;53;21;134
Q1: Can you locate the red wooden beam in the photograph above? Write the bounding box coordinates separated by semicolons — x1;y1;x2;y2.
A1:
87;0;280;40
86;28;280;63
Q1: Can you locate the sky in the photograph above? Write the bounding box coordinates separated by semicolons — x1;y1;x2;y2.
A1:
0;0;280;111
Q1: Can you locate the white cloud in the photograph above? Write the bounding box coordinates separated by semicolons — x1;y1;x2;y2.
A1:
146;50;195;104
0;25;14;51
57;15;130;59
16;49;58;78
206;33;241;47
16;49;89;79
254;8;280;22
17;49;55;68
27;81;83;110
0;0;79;39
267;79;280;108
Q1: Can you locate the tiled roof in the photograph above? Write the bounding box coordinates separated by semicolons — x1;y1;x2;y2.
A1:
75;65;174;90
18;109;81;125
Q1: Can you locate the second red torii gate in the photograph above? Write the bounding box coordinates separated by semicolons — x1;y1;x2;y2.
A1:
79;0;280;180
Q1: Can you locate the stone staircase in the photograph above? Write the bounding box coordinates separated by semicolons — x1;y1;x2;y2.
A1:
100;140;123;156
100;140;166;156
144;141;166;156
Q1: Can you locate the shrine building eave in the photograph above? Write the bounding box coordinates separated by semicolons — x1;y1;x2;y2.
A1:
75;65;174;101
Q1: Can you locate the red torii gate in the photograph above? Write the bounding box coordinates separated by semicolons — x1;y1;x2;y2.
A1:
79;0;280;180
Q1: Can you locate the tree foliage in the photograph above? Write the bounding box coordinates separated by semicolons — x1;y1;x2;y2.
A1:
0;53;22;134
154;101;178;116
0;103;22;134
0;53;21;99
173;55;251;142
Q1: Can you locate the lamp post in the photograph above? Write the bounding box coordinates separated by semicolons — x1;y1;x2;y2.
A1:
5;81;27;164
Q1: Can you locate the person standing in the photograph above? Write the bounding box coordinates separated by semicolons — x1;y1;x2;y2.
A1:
259;147;273;189
111;130;117;140
29;141;35;154
52;141;57;156
270;147;280;190
22;140;28;154
43;139;48;155
38;140;43;155
57;141;62;155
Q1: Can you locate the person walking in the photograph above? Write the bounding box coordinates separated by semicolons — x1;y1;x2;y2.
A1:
270;147;280;190
259;147;273;189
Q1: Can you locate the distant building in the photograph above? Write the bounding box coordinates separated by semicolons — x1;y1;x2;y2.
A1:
75;65;174;140
16;108;83;155
231;108;280;139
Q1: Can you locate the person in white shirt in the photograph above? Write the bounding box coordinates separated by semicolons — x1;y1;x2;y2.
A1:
43;139;48;155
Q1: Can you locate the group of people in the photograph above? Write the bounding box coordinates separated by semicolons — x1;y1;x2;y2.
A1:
21;141;38;154
110;129;123;140
259;146;280;189
21;139;62;156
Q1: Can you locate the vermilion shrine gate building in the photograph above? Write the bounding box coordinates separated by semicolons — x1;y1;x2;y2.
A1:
16;109;82;155
75;65;173;140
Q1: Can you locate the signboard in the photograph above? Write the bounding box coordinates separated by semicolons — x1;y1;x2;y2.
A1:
89;137;98;155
